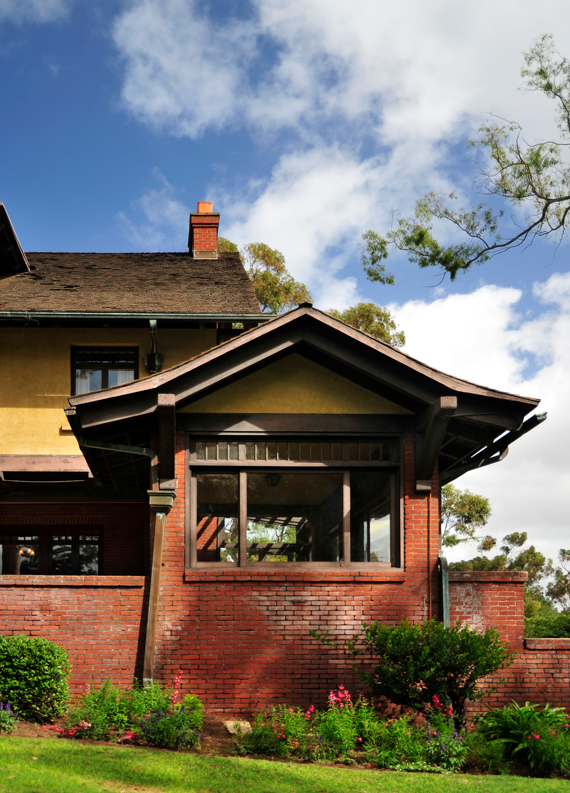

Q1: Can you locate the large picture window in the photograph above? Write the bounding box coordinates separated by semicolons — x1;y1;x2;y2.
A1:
188;438;399;569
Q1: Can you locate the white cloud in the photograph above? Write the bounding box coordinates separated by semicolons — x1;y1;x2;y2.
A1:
0;0;71;24
111;0;570;305
117;170;190;251
391;274;570;563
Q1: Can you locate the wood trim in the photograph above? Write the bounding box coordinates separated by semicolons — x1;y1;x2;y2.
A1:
188;469;197;568
239;471;247;567
342;471;350;565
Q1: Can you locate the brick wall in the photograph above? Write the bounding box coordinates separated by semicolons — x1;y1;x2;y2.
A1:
0;501;149;692
449;571;570;713
3;434;564;716
150;432;443;714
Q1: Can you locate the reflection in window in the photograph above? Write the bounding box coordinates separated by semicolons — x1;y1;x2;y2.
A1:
72;348;138;395
197;474;238;562
246;473;342;562
350;472;392;563
0;532;100;575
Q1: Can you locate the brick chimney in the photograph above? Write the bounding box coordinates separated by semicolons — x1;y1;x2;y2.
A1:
188;201;219;259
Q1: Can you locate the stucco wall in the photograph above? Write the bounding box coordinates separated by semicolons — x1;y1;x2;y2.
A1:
0;326;216;455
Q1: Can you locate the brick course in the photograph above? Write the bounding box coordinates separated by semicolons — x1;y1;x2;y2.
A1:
0;433;566;714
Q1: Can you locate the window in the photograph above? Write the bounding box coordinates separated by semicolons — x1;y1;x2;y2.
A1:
71;347;138;395
0;530;100;575
189;438;399;568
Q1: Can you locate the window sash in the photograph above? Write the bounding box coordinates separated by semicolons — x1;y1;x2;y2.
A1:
187;466;398;570
0;531;101;575
71;347;138;396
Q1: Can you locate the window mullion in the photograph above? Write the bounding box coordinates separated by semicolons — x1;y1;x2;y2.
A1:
342;470;350;565
239;471;247;567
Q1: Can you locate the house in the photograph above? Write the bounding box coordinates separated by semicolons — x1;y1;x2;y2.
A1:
0;201;566;714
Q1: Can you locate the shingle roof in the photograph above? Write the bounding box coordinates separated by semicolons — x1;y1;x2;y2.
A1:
0;251;264;316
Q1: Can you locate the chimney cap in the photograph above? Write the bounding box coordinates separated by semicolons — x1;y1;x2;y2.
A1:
197;201;213;213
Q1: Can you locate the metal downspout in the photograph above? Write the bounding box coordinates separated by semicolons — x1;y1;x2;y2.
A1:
439;556;450;627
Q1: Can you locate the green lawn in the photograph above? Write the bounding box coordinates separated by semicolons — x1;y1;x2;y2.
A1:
0;737;569;793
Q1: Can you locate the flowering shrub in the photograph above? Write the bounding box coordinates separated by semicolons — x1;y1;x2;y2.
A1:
63;673;203;746
139;705;200;750
233;685;469;771
313;620;514;728
0;703;18;734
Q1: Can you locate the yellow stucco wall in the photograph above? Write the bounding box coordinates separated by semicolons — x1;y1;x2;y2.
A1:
0;327;217;455
179;353;413;415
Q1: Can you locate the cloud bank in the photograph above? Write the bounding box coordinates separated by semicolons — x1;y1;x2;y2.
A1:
391;274;570;563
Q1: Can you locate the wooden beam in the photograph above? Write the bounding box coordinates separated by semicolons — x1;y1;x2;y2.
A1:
158;394;176;485
415;396;457;488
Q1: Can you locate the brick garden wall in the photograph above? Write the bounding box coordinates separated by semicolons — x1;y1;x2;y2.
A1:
449;571;570;713
1;435;567;715
0;501;149;692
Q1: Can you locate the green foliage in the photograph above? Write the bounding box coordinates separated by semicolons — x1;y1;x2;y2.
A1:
139;705;201;750
0;703;18;734
476;702;570;776
0;635;70;721
440;484;491;548
525;612;570;638
217;236;239;253
546;549;570;612
314;620;514;728
362;36;570;280
66;679;203;744
327;303;405;348
234;688;469;771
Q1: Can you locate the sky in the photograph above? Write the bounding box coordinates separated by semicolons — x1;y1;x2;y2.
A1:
2;0;570;568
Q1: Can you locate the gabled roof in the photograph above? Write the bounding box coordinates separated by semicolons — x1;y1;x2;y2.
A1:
67;305;543;494
0;204;30;280
0;251;264;320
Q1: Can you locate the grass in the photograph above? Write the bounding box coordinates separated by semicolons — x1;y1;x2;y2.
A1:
0;737;570;793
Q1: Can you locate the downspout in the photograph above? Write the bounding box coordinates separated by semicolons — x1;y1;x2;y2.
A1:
427;491;432;620
439;556;450;627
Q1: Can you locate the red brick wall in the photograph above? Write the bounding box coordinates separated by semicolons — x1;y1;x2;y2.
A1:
0;576;146;693
150;432;443;714
0;501;149;692
449;572;570;713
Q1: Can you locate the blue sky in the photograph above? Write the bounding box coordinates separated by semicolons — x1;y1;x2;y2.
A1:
3;0;570;563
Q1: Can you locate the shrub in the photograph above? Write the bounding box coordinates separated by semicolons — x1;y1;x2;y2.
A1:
139;705;201;750
65;673;203;745
234;686;469;772
313;620;514;728
476;701;570;776
0;635;70;721
0;703;18;734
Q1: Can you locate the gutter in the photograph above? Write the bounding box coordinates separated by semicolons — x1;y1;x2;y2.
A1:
0;311;271;322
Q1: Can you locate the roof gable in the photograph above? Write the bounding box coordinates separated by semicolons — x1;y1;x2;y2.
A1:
178;352;413;415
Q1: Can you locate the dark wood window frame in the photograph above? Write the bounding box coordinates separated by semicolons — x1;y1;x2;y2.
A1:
185;436;403;571
0;528;102;575
70;346;139;396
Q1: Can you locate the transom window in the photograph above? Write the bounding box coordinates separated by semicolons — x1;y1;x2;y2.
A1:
0;531;100;575
188;438;399;569
72;347;138;395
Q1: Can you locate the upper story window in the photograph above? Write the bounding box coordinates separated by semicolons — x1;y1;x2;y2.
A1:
187;437;400;570
72;347;138;395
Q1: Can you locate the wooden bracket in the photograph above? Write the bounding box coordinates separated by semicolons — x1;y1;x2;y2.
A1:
415;396;457;490
157;393;176;485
